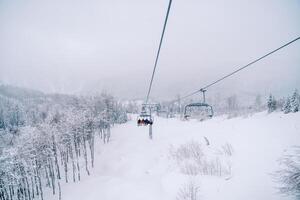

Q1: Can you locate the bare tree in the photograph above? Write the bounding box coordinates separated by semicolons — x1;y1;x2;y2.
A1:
275;147;300;198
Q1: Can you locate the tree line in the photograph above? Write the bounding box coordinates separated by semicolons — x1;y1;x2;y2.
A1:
268;89;300;114
154;89;300;118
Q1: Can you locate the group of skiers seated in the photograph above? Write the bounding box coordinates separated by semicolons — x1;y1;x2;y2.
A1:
137;118;153;126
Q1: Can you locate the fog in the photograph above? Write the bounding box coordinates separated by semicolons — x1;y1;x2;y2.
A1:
0;0;300;100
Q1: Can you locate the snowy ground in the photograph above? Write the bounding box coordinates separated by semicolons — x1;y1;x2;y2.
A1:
47;112;300;200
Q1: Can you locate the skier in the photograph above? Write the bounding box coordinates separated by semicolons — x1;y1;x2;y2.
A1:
144;118;150;125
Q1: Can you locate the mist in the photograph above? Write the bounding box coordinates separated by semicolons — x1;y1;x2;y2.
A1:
0;0;300;100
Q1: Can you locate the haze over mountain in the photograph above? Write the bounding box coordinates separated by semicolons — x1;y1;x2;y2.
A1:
1;0;300;100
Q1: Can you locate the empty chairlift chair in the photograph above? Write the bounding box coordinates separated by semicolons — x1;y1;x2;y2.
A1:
183;89;214;120
184;102;214;120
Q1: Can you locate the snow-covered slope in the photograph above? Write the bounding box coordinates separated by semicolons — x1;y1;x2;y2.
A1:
46;112;300;200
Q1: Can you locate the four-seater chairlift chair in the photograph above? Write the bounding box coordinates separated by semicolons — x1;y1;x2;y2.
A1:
137;106;153;126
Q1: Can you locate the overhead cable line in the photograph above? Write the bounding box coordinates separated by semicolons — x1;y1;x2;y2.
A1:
172;36;300;102
145;0;173;104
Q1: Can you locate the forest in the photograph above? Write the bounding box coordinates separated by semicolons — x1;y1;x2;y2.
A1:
0;85;128;200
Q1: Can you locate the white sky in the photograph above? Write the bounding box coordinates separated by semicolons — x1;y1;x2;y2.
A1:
0;0;300;100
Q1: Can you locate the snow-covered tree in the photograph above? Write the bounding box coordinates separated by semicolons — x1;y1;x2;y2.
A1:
267;94;277;113
283;97;292;114
290;89;299;113
255;94;262;109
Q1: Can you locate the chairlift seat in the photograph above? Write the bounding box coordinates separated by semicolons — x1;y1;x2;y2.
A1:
137;114;153;126
184;102;214;119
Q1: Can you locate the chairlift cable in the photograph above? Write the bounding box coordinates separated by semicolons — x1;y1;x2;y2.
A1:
173;36;300;102
145;0;173;104
138;0;173;128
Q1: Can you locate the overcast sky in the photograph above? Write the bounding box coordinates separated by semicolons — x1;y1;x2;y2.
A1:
0;0;299;100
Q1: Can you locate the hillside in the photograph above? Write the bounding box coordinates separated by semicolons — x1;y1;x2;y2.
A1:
46;112;300;200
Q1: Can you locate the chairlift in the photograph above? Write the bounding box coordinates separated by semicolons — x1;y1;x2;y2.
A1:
137;106;153;126
183;89;214;120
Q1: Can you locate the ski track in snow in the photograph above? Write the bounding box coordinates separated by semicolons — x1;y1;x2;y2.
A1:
46;112;300;200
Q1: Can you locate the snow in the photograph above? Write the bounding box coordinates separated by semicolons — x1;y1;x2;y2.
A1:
46;112;300;200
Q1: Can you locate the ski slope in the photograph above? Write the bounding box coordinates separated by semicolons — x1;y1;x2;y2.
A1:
46;112;300;200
